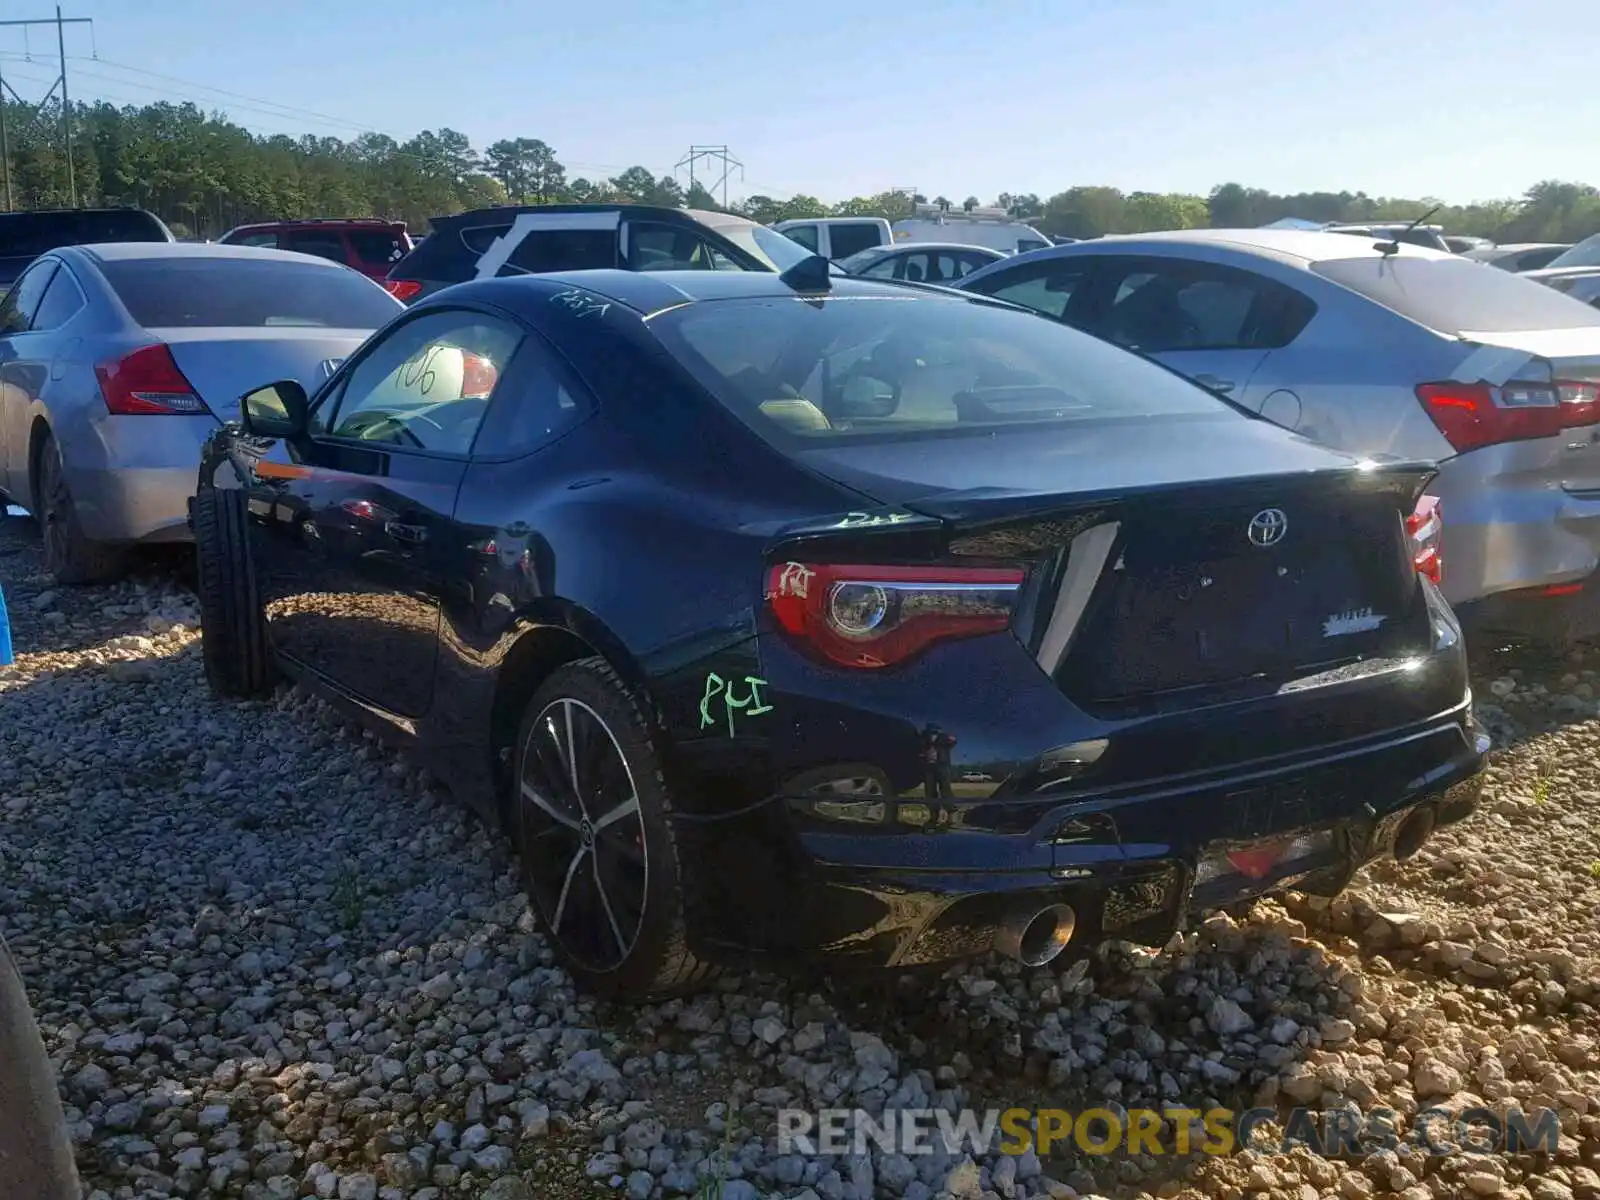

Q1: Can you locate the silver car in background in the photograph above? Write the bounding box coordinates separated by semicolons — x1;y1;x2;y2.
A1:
958;229;1600;642
0;243;403;583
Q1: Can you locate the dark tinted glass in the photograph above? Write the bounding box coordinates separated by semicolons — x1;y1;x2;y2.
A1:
283;231;349;264
348;229;408;266
0;210;166;256
502;229;616;274
31;267;85;330
828;223;883;259
101;257;402;328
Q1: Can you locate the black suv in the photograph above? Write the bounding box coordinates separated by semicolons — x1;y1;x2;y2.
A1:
0;207;173;290
383;204;812;302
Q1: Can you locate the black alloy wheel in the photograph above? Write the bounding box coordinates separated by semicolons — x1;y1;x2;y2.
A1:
512;658;713;998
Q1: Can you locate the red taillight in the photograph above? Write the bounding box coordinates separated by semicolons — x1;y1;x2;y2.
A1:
1558;380;1600;427
94;343;207;416
1415;381;1564;453
384;279;422;302
766;563;1024;669
1406;494;1443;585
460;352;498;399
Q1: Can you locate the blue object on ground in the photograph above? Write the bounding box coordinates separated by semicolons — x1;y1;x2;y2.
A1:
0;584;12;666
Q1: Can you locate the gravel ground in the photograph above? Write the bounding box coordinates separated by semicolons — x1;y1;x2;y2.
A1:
0;511;1596;1200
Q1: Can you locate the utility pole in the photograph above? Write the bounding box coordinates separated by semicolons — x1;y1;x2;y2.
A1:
0;10;94;209
674;145;744;210
0;54;12;211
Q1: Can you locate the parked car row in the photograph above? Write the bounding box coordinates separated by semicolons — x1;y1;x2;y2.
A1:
0;206;1496;1004
945;228;1600;645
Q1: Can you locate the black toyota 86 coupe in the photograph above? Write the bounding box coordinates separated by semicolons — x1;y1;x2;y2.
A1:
191;259;1487;998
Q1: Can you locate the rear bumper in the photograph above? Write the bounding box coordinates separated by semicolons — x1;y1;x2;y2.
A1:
68;465;198;543
712;702;1487;969
1453;571;1600;643
59;413;217;543
1433;454;1600;626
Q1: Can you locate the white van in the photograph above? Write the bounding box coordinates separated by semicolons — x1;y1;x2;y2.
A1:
892;207;1052;256
771;217;892;261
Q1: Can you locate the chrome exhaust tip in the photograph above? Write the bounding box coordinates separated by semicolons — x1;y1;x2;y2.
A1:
995;904;1077;967
1392;807;1436;861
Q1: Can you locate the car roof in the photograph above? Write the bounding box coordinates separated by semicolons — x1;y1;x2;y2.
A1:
1025;227;1456;268
430;203;758;231
225;218;403;231
869;242;1004;254
454;268;976;318
67;241;353;266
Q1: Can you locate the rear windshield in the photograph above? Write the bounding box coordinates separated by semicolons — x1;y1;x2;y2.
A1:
1547;234;1600;270
699;219;809;272
838;246;894;273
650;294;1233;445
348;228;409;266
1311;255;1600;334
0;210;166;257
101;257;402;328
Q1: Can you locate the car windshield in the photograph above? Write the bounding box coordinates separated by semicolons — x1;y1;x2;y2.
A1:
1311;254;1600;334
650;293;1236;445
101;257;403;328
1546;234;1600;270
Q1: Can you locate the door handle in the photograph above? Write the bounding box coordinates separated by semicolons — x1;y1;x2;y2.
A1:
1193;374;1235;393
385;520;427;544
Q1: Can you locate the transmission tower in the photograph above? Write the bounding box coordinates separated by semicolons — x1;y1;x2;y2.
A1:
0;7;95;210
675;145;744;209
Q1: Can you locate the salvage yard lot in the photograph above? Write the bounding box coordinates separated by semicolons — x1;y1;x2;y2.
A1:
0;511;1595;1200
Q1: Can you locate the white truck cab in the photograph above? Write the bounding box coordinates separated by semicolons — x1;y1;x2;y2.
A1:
771;217;892;261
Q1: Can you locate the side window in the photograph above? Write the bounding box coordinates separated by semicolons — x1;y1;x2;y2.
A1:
502;229;616;275
461;224;513;255
858;255;900;279
236;232;280;249
829;222;883;260
967;260;1090;321
960;251;997;275
1098;260;1315;353
920;253;964;284
284;231;350;265
325;310;523;455
474;338;592;457
783;225;819;253
898;253;933;283
30;265;86;332
0;261;58;334
626;222;721;271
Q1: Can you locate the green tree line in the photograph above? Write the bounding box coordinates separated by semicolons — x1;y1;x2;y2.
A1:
1;97;1597;246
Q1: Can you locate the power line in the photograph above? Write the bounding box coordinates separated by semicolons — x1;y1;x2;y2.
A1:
675;145;743;209
55;54;639;177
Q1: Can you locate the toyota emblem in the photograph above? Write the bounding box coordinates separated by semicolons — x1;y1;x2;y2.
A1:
1247;508;1288;547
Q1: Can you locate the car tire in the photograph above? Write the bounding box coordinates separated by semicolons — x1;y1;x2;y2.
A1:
193;485;276;699
512;656;716;1000
35;433;126;585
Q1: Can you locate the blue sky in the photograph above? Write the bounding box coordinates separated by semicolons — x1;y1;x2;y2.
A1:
4;0;1593;206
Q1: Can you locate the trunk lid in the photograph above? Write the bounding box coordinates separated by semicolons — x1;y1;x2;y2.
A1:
155;328;370;421
794;416;1436;715
1452;328;1600;492
794;411;1381;515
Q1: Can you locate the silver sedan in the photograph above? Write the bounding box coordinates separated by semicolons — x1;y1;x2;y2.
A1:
958;229;1600;643
0;242;403;582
